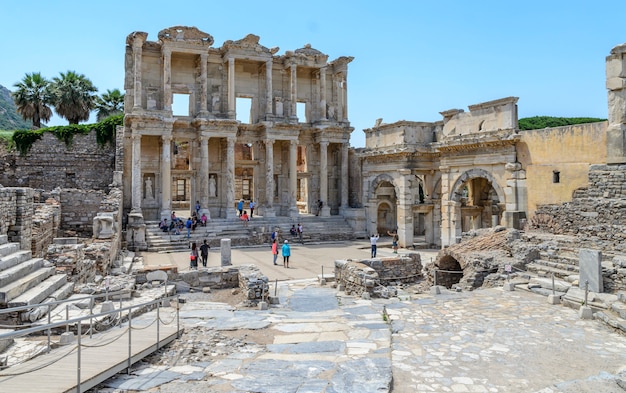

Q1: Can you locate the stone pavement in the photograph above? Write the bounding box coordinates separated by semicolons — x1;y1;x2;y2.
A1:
95;241;626;392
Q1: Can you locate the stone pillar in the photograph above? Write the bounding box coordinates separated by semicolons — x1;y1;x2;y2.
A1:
199;53;209;117
227;57;235;118
319;141;330;217
397;170;413;248
289;140;298;217
199;136;210;219
226;136;237;219
221;238;232;266
606;43;626;164
132;34;147;111
334;74;341;121
265;59;273;117
160;135;172;220
341;142;349;210
319;66;327;119
290;64;297;119
131;133;142;212
342;75;349;121
163;48;172;112
264;138;276;217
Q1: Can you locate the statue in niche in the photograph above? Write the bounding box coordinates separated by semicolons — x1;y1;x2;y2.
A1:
211;92;220;112
145;177;153;200
327;105;336;120
209;175;217;197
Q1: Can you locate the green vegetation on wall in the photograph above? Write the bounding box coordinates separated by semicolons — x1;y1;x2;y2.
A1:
11;114;122;156
518;116;606;130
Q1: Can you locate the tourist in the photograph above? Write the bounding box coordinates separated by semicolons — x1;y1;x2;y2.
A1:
195;200;201;215
171;211;178;223
317;200;323;216
189;242;198;270
271;238;279;265
282;240;291;268
290;225;297;237
199;239;210;267
370;233;379;258
249;200;256;218
387;230;399;253
200;213;208;227
186;217;193;238
237;199;244;217
159;218;168;232
240;210;249;227
297;223;303;244
271;228;279;244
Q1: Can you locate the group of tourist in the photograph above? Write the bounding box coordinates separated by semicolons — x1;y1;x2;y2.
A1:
158;208;208;238
237;199;256;218
270;230;292;268
189;239;211;269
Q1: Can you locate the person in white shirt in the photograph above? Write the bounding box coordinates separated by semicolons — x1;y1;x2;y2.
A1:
370;233;379;258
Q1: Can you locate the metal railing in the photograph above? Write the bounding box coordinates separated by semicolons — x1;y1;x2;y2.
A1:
0;294;180;393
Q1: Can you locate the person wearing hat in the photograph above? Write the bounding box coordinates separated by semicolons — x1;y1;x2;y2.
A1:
281;239;291;268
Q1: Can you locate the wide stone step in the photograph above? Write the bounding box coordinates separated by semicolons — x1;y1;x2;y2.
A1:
526;262;578;280
0;250;32;271
0;258;45;288
0;242;20;258
530;259;579;273
19;282;75;323
0;235;7;246
594;310;626;335
0;266;55;305
8;274;68;308
611;302;626;320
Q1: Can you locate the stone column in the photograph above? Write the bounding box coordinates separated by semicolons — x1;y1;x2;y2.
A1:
226;136;237;219
342;75;348;121
319;141;330;217
290;64;297;119
160;135;172;220
319;66;327;119
163;48;172;112
289;140;299;217
264;138;276;217
221;238;232;266
227;57;235;118
265;59;273;117
199;53;209;117
341;142;349;210
131;133;142;212
606;43;626;164
199;136;211;219
397;170;413;249
132;34;146;111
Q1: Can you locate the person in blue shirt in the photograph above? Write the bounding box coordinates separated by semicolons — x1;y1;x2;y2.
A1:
281;240;291;268
185;217;193;238
249;200;256;218
237;199;244;216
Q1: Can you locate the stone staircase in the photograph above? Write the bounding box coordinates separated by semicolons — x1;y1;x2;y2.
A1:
594;291;626;335
0;235;74;324
145;215;356;252
526;250;581;282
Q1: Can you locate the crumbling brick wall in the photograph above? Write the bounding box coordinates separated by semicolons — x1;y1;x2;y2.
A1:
0;187;33;250
31;201;61;258
0;131;115;191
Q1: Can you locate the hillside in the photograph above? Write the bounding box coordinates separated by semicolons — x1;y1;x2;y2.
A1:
0;84;32;131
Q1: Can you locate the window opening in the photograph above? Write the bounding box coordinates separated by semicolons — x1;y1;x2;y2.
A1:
553;171;560;184
172;93;190;116
236;97;252;124
297;102;307;123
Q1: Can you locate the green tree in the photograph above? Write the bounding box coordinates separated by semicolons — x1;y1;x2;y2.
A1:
51;71;98;124
95;88;125;121
11;72;54;129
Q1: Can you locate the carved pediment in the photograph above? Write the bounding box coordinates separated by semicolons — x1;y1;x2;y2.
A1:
222;34;279;55
158;26;214;46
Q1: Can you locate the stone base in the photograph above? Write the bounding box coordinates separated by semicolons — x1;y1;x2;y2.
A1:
59;332;75;346
258;301;268;310
100;301;115;313
268;296;280;304
430;285;444;295
503;282;516;291
547;294;561;305
579;305;593;319
263;207;276;218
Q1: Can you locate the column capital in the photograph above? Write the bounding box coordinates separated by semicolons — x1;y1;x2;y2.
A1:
162;134;173;143
264;138;275;146
227;136;236;144
199;135;210;143
319;140;329;148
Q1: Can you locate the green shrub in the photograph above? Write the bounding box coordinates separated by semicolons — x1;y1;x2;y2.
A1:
518;116;606;130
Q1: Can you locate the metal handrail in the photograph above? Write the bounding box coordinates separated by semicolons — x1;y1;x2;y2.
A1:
0;294;181;393
0;289;133;317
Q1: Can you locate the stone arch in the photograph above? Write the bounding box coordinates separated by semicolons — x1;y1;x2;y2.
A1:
376;200;395;235
449;168;505;204
369;174;399;200
436;255;463;288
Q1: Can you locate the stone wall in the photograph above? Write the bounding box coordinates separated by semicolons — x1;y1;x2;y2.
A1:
59;189;106;237
533;164;626;253
45;238;96;283
0;131;115;191
0;187;33;250
31;200;61;258
335;254;423;297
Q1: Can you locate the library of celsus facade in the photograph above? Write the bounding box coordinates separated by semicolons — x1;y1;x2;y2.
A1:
122;26;353;232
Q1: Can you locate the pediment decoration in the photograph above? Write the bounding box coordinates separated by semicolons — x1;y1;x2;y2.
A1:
222;34;279;55
158;26;214;46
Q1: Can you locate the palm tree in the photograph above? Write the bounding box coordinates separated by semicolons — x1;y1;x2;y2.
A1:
95;88;125;121
50;71;98;124
12;72;54;129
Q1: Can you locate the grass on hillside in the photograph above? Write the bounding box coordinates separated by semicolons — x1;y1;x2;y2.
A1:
0;130;15;148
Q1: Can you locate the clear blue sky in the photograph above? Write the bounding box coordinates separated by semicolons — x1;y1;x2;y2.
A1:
2;0;624;147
